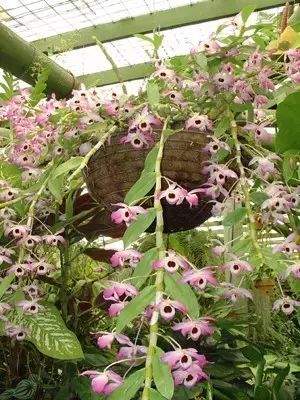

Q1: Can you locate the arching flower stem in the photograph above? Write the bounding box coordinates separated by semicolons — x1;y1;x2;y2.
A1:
141;118;169;400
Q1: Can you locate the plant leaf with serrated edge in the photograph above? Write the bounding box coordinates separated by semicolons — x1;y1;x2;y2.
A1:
223;207;247;227
9;303;83;360
153;348;174;399
108;368;145;400
164;272;199;319
115;286;156;332
123;208;156;248
132;247;158;288
52;157;83;180
124;172;156;204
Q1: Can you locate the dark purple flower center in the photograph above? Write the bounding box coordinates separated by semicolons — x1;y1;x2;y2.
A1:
168;192;176;199
124;211;130;217
283;303;291;309
199;278;204;284
133;139;141;145
160;72;166;77
191;327;198;334
167;261;176;269
140;122;147;128
164;306;173;313
181;355;188;363
186;374;194;382
195;119;201;125
212;144;219;150
218;78;224;82
170;93;176;99
233;264;239;270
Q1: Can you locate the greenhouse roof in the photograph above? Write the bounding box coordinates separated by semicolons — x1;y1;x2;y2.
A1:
0;0;290;93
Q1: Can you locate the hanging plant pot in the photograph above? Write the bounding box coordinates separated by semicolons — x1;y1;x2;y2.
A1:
85;129;213;236
254;278;276;296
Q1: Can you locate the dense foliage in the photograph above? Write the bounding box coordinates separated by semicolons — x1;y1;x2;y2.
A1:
0;6;300;400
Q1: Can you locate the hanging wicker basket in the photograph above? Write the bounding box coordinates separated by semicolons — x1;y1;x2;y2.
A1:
85;129;213;236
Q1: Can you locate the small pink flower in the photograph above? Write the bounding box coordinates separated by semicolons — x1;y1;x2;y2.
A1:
233;80;254;103
108;302;128;317
103;101;119;116
4;224;29;239
153;250;190;273
205;163;238;186
17;235;41;248
221;259;252;275
172;362;208;387
0;254;12;265
244;51;263;72
283;264;300;279
254;95;269;108
43;233;66;246
258;68;275;91
199;40;221;54
33;260;53;275
80;370;123;395
249;156;279;180
110;250;142;268
244;123;273;144
221;283;253;302
96;332;131;349
173;317;215;340
103;282;138;302
162;348;207;370
273;298;300;315
164;90;187;107
5;323;27;341
211;245;226;257
117;344;147;363
120;130;154;149
186;114;213;132
158;299;187;321
159;183;184;205
0;302;11;316
111;203;147;226
0;188;18;202
7;263;33;277
154;66;178;83
203;138;230;155
23;284;40;298
213;72;234;90
16;299;43;315
182;267;217;290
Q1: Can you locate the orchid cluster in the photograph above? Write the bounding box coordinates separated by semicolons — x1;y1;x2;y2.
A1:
0;7;299;400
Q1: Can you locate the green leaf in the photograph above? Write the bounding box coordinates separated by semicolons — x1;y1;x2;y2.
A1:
142;145;159;174
135;33;154;44
153;348;174;399
48;174;65;204
273;364;290;395
276;92;300;152
29;68;49;107
124;172;156;204
164;272;199;319
115;286;156;332
149;389;168;400
147;82;160;107
108;368;145;400
123;208;156;248
254;385;271;400
153;33;164;50
52;157;83;180
195;53;208;71
214;117;230;138
241;5;256;23
282;151;299;182
73;376;102;400
223;207;247;227
241;345;263;365
0;161;22;186
250;192;268;205
132;247;158;288
0;275;14;300
19;303;83;360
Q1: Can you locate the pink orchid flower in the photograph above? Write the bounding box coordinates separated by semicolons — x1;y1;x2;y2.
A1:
282;264;300;280
172;362;208;388
120;130;154;149
4;224;29;239
23;284;40;299
258;68;275;91
17;235;41;249
203;138;230;155
96;332;132;349
244;123;273;144
249;156;279;180
211;245;226;257
221;259;252;275
164;90;187;107
0;302;11;316
16;299;43;315
199;39;221;54
244;51;263;72
221;283;253;302
111;203;147;226
159;184;201;207
43;233;66;246
0;254;12;265
103;282;138;302
158;299;187;321
233;80;254;103
108;301;128;317
213;72;235;90
153;250;190;273
117;344;147;363
273;298;300;315
33;261;53;276
5;323;27;341
110;250;142;268
7;262;33;277
254;95;269;108
80;370;123;395
182;267;217;290
0;188;18;202
154;66;178;83
162;348;207;370
173;317;215;341
185;114;213;132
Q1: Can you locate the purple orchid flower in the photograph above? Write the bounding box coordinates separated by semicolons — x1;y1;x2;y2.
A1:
244;123;273;144
111;203;147;226
162;348;207;370
185;114;213;132
103;282;138;303
182;267;217;290
173;317;215;340
80;370;123;395
158;299;187;321
273;297;300;315
153;250;190;273
221;259;252;275
96;332;132;349
220;283;253;302
172;362;208;387
110;250;142;268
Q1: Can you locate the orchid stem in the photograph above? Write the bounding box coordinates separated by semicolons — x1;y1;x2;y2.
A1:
141;118;169;400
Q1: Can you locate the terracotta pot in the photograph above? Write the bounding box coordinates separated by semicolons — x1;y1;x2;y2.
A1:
85;129;213;236
254;278;276;296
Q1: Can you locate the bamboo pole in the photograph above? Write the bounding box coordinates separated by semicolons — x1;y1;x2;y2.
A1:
0;22;79;98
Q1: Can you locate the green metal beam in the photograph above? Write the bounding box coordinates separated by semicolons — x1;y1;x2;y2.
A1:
77;62;154;88
33;0;290;54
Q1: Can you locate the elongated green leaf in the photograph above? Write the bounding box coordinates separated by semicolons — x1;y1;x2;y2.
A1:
149;388;168;400
164;272;199;319
12;303;83;360
52;157;83;180
116;286;156;332
0;275;14;300
108;368;145;400
48;174;65;204
241;5;256;23
214;117;230;138
124;172;156;204
254;385;271;400
153;33;164;50
195;53;207;71
123;208;156;248
147;82;160;107
276;92;300;152
282;151;299;182
241;345;263;365
132;247;158;288
273;364;290;395
223;207;247;227
153;348;174;399
0;161;22;186
142;145;159;175
135;33;154;44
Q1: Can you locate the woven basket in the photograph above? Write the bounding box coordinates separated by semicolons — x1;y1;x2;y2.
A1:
85;129;213;236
